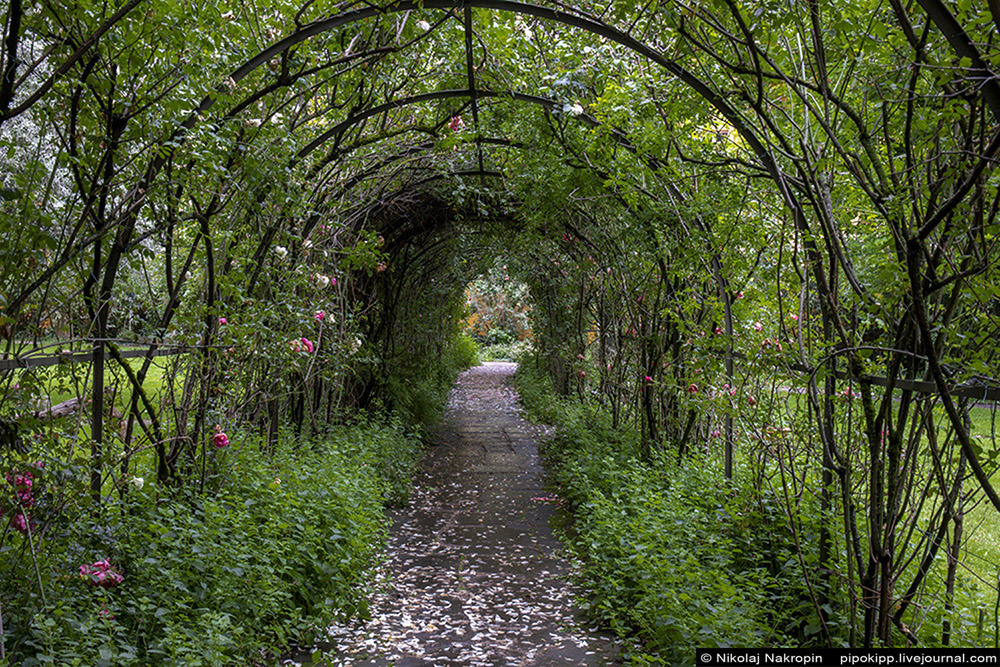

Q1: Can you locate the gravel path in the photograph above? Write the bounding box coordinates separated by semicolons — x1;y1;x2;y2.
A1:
287;362;621;666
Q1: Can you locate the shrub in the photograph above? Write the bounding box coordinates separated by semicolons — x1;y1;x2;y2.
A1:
478;340;533;363
0;419;421;666
385;332;480;429
449;333;480;369
516;357;798;664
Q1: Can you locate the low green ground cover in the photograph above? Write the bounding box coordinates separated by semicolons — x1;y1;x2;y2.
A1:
1;417;422;667
515;358;805;665
1;324;481;666
518;355;1000;656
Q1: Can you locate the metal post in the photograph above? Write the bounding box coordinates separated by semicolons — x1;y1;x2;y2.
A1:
91;338;104;506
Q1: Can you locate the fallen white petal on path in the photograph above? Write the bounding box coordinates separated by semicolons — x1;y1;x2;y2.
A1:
286;362;621;667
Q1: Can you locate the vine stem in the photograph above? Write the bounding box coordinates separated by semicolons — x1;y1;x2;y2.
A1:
17;498;47;610
0;594;5;660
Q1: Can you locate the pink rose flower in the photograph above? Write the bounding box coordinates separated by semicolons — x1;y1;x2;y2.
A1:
213;431;229;449
300;337;314;353
7;471;34;509
315;310;325;322
11;512;28;534
219;317;227;326
79;560;124;588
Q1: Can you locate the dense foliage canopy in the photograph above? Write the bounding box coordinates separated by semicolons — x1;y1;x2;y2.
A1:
4;0;1000;660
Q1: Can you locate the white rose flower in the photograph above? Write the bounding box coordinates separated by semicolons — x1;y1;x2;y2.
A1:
131;476;144;490
416;19;431;31
274;245;288;259
316;274;330;288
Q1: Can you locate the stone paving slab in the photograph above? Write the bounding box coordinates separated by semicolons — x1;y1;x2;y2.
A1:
285;362;620;667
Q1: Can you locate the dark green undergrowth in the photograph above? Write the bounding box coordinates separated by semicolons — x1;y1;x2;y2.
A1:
2;326;478;667
0;416;421;667
384;332;480;428
516;357;806;665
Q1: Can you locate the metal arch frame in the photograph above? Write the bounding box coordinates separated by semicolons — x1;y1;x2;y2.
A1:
286;85;741;477
298;89;567;161
214;1;807;222
114;0;823;480
309;136;522;210
6;0;991;497
214;1;796;205
86;0;784;481
138;0;821;349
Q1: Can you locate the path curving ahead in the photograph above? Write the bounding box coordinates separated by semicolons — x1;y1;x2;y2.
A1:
291;362;621;666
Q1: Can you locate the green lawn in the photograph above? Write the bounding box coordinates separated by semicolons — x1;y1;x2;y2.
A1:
727;385;1000;645
10;352;182;414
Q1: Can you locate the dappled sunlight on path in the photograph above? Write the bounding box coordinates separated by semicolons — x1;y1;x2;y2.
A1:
287;362;621;666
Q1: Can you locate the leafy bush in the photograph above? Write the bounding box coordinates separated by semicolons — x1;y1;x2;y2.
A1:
478;339;533;362
385;332;479;428
0;419;421;666
448;333;480;370
516;357;799;664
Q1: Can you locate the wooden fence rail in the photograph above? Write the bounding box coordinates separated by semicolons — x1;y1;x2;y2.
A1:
0;345;188;372
3;343;999;402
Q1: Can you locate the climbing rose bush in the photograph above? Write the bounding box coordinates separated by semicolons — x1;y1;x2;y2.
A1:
10;511;28;534
5;466;41;534
8;470;34;509
79;560;124;588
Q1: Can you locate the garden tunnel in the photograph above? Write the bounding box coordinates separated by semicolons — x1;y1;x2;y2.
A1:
5;0;1000;653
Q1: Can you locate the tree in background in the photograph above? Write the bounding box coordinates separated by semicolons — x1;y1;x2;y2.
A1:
462;261;533;347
